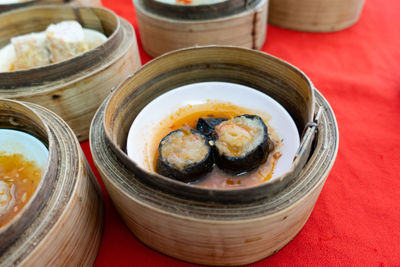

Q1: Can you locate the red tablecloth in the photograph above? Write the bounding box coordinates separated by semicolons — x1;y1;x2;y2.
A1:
81;0;400;265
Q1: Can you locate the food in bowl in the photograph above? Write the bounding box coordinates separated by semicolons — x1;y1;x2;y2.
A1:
157;129;214;182
0;20;107;71
127;82;300;190
212;114;270;174
0;153;43;227
0;129;48;228
156;113;274;184
150;104;283;188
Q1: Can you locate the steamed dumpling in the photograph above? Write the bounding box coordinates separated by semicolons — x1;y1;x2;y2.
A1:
46;20;88;63
11;33;51;70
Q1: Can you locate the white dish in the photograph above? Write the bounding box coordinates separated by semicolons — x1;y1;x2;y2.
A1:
0;28;107;72
0;129;48;171
126;82;300;182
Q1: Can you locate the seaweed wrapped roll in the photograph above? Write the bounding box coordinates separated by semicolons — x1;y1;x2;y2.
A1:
196;117;227;138
214;114;269;174
156;129;214;182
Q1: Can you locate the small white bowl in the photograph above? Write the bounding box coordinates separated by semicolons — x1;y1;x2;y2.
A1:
0;129;48;171
126;81;300;183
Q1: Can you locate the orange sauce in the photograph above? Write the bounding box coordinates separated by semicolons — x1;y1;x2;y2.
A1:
0;153;42;227
149;101;283;189
176;0;192;4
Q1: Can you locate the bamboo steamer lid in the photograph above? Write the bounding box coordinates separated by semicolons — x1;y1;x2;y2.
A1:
90;46;339;265
134;0;269;57
0;5;141;141
0;98;103;266
269;0;366;32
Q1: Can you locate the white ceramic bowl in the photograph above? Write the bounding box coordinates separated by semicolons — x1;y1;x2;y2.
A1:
126;81;299;182
0;129;48;171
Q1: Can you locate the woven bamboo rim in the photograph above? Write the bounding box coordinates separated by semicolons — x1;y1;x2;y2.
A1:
0;0;37;13
35;0;102;7
269;0;366;32
142;0;261;20
0;0;102;14
90;46;339;265
134;0;268;57
0;6;141;141
0;98;103;266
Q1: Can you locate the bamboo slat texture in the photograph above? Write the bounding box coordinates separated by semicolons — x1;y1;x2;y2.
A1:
0;0;37;13
269;0;365;32
134;0;268;57
0;98;103;267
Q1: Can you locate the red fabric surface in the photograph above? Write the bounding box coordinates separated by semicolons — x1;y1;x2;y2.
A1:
80;0;400;266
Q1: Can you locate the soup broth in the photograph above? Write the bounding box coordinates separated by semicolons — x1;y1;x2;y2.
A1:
0;153;42;227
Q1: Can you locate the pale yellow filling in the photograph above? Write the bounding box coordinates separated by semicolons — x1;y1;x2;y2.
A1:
11;33;51;70
161;131;208;171
46;21;88;63
215;117;264;157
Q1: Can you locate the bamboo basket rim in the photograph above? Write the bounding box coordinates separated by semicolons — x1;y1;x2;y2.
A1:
95;45;324;204
135;0;263;21
0;0;37;6
0;0;37;13
0;5;132;91
135;0;267;24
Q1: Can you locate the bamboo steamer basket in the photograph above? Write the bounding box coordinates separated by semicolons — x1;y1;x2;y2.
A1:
90;46;339;265
0;98;103;266
134;0;268;58
0;5;141;141
269;0;366;32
